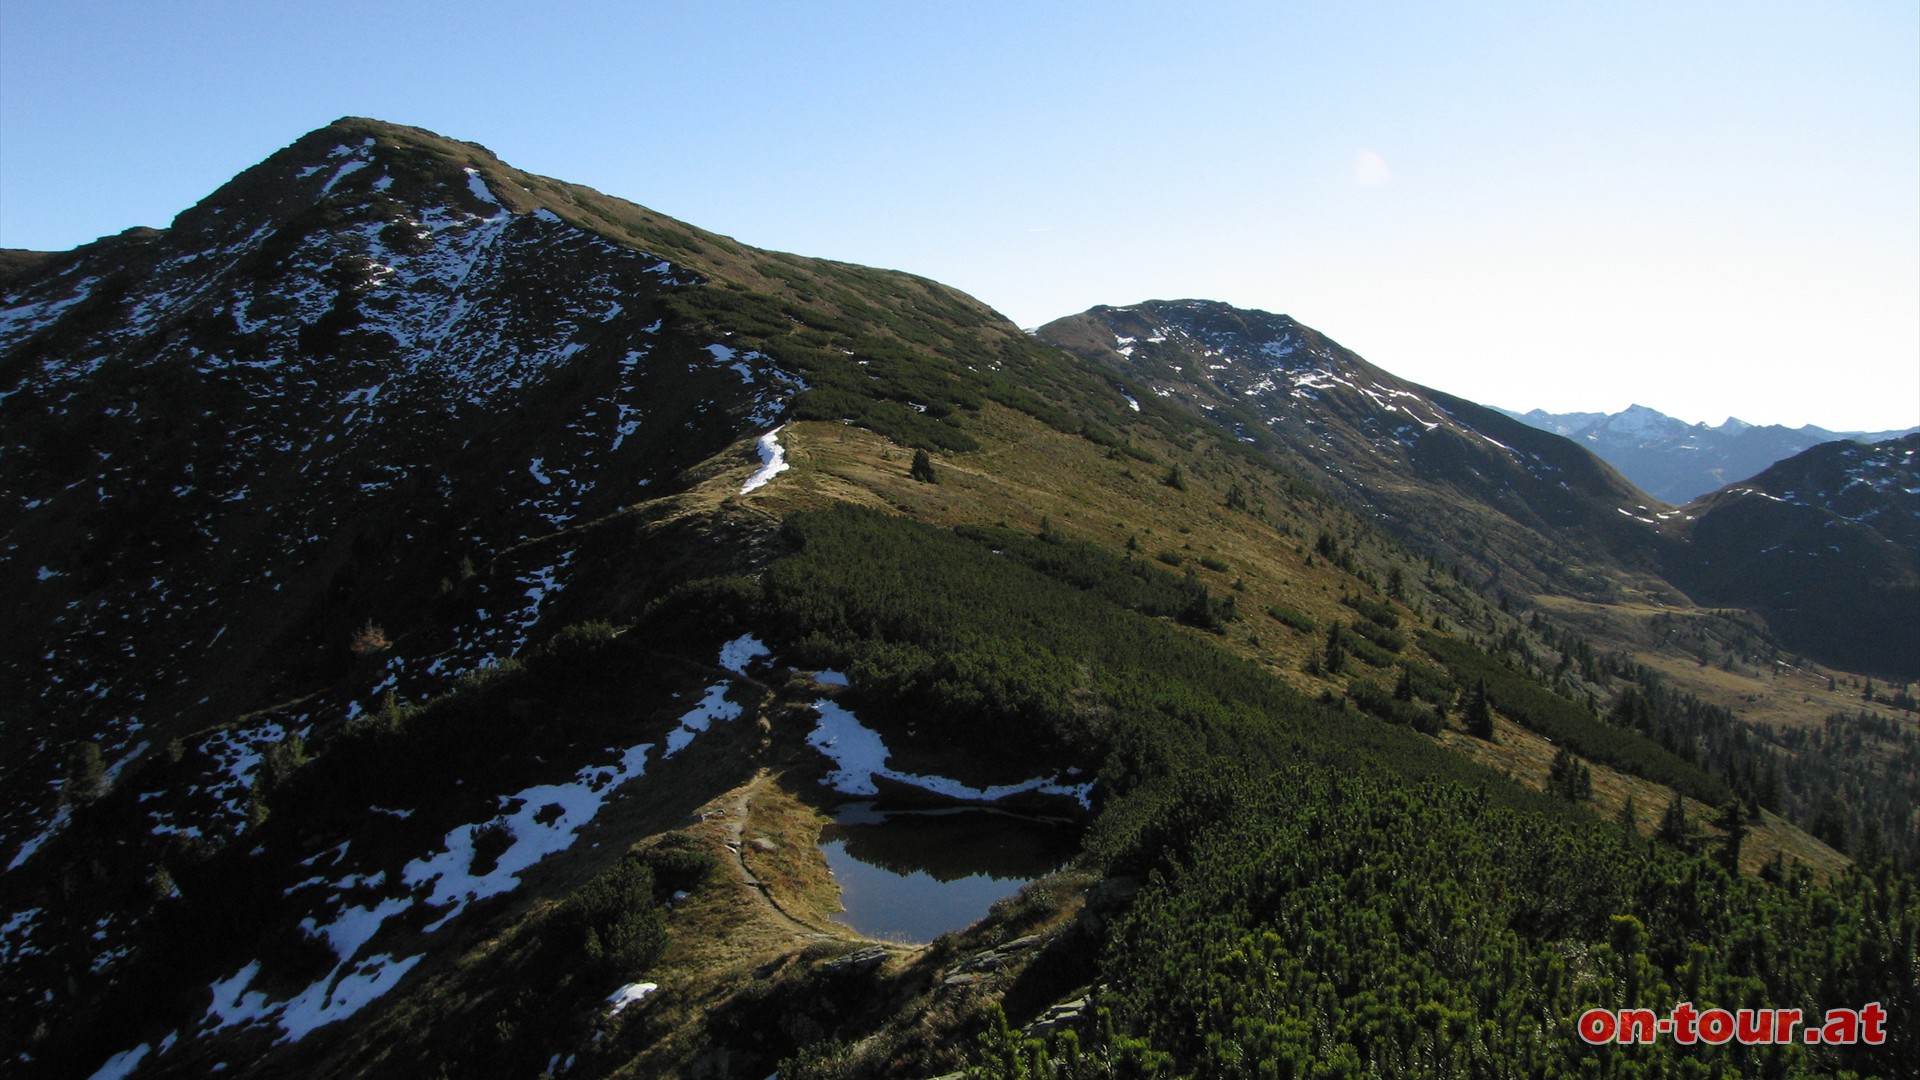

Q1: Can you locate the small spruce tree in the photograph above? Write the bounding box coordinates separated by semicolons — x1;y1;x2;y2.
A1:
1547;747;1583;801
349;619;391;656
909;449;938;483
1464;681;1494;740
1657;793;1692;849
1322;622;1347;675
1715;798;1748;874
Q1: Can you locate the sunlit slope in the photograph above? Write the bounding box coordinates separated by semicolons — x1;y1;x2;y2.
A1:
1038;300;1677;602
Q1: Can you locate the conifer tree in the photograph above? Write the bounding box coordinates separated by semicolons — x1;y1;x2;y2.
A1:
1657;793;1692;849
1715;798;1748;873
1464;680;1494;740
1810;794;1849;852
1548;747;1592;801
1617;794;1639;839
1323;622;1347;675
65;740;105;805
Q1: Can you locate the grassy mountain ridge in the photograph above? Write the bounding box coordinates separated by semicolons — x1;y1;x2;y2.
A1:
1037;300;1675;605
1;121;1909;1079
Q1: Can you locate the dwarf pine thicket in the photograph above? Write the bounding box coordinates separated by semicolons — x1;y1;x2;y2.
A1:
114;493;1896;1079
984;763;1916;1078
730;508;1914;1079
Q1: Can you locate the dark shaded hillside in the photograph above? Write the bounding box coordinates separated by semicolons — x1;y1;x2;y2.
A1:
0;118;1152;861
1660;434;1920;679
0;120;787;858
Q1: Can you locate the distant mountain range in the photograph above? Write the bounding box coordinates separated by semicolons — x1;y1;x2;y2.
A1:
1499;404;1919;504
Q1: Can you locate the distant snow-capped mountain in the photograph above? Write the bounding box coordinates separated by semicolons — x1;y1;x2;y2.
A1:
1501;404;1919;503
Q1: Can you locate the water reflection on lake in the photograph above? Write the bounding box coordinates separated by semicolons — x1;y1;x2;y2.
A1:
819;801;1082;942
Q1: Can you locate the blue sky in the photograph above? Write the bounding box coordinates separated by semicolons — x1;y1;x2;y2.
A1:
3;1;1915;430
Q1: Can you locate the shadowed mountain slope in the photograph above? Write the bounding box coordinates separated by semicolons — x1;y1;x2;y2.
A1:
1660;433;1920;679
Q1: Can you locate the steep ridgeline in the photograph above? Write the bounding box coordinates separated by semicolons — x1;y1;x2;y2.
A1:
0;120;792;858
1037;301;1673;601
0;117;1183;1077
0;118;1125;861
1503;403;1920;503
1660;433;1920;679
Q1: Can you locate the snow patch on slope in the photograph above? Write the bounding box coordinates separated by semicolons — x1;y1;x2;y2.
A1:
740;427;790;494
662;684;742;759
806;699;1092;808
401;742;654;931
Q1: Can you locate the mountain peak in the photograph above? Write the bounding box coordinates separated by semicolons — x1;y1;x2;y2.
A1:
286;116;507;167
1040;299;1656;602
112;116;523;272
1597;403;1683;438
